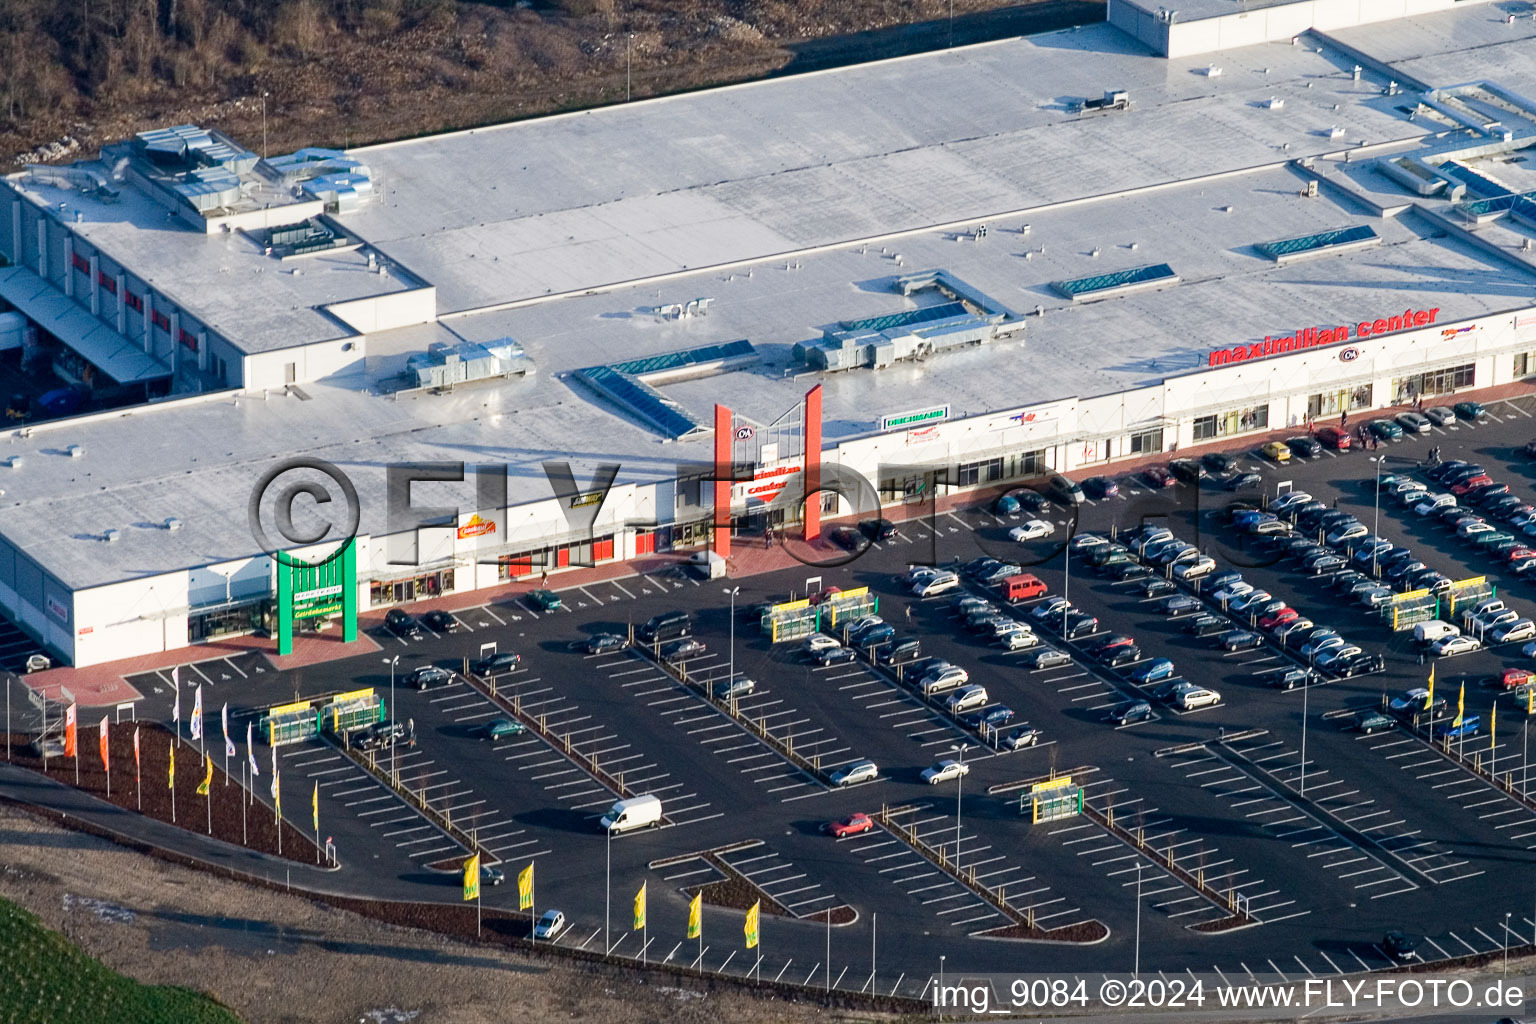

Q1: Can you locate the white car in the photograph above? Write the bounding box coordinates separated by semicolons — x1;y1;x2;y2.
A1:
1395;486;1430;507
802;634;842;655
533;909;567;940
1212;582;1254;603
946;685;990;714
913;573;960;597
1315;645;1363;671
1327;522;1369;545
1467;609;1519;633
830;759;878;787
1498;619;1536;644
1414;493;1456;515
1174;687;1221;710
1430;634;1482;657
906;566;946;585
1360;586;1394;608
1172;557;1216;580
921;758;972;785
1001;628;1040;650
1270;492;1313;514
1008;520;1055;542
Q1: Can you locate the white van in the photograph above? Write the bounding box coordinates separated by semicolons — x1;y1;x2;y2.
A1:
1413;621;1460;645
600;794;663;833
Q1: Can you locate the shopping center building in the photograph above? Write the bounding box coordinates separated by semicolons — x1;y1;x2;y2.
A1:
3;0;1536;666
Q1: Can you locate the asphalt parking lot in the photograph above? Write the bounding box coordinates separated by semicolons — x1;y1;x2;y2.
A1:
123;392;1536;994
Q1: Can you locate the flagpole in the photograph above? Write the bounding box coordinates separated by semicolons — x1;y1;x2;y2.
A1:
242;761;247;845
477;885;482;938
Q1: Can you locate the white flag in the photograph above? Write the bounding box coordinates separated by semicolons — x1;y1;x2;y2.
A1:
172;686;180;724
222;703;235;758
270;745;278;797
190;686;203;740
246;721;259;777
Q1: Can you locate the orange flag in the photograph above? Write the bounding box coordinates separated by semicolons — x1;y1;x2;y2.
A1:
98;717;109;772
63;703;78;758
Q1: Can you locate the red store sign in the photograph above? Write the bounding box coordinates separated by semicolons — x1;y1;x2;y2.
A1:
1208;307;1441;367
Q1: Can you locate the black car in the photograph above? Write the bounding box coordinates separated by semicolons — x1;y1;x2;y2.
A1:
1332;651;1385;677
1227;471;1263;491
962;557;1004;579
859;518;899;542
829;526;864;552
1107;700;1153;724
1087;635;1136;658
1063;612;1099;637
661;638;707;661
1139;577;1176;598
1010;490;1051;514
814;646;857;666
1216;629;1263;651
1441;464;1487;486
882;638;923;665
978;563;1024;586
853;623;897;648
422;609;460;633
1083;476;1119;499
408;665;455;690
1383;930;1422;963
1105;562;1152;582
1467;483;1512;506
1104;645;1143;667
1202;451;1239;474
385;608;425;639
1261;667;1318;690
1169;458;1204;484
1182;614;1228;636
580;633;628;655
1285;436;1322;458
470;651;521;676
1426;459;1469;483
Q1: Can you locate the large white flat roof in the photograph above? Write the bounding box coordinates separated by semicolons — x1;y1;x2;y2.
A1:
351;22;1427;313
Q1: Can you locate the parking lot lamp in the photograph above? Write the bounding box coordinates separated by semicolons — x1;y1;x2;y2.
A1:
725;586;740;712
1062;543;1070;640
1505;911;1512;974
605;820;612;952
939;954;946;1021
1370;456;1384;577
384;655;400;777
950;744;968;871
1134;860;1143;977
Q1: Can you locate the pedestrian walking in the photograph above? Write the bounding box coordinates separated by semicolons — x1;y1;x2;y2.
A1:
905;605;913;623
1341;411;1348;430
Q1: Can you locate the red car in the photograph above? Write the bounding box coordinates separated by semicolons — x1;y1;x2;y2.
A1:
1316;426;1351;450
824;813;875;838
1500;668;1535;691
1451;475;1494;496
1258;607;1299;631
1507;548;1536;565
809;585;842;606
1143;466;1177;488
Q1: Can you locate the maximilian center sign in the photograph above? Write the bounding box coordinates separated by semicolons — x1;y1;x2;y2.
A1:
1207;307;1441;367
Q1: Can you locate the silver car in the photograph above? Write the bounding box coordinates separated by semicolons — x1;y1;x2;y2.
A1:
830;759;879;786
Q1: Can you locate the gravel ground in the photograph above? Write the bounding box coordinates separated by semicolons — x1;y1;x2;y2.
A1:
0;804;896;1024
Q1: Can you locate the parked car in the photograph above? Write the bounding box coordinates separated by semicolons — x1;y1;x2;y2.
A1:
1286;436;1322;458
712;676;757;701
1021;648;1072;670
422;609;460;633
1001;628;1040;651
921;758;972;784
1182;614;1229;637
999;727;1042;750
1174;686;1221;710
1368;419;1403;441
1430;635;1482;657
533;910;567;940
829;760;879;786
1202;451;1239;474
1260;441;1292;463
860;518;899;542
959;706;1016;732
1143;465;1177;488
824;813;875;838
386;608;425;639
881;638;923;665
408;665;455;690
1389;688;1447;717
527;589;563;611
1433;715;1481;739
1316;425;1351;450
1107;700;1153;724
1453;400;1487;421
1169;458;1204;484
1217;630;1263;651
1395;411;1432;433
913;572;960;597
1424;406;1456;426
1008;520;1055;542
946;685;990;714
1228;471;1264;491
814;646;858;666
1083;476;1120;499
1263;667;1318;691
472;718;527;740
1129;658;1176;684
1161;594;1201;615
661;638;707;661
1353;710;1395;734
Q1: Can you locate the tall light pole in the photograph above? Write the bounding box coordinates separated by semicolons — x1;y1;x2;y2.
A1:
1134;860;1143;977
605;821;612;952
384;655;399;780
1299;660;1310;795
725;586;739;711
938;954;946;1021
950;743;968;871
261;91;270;159
1061;543;1070;640
1371;456;1383;577
626;34;634;102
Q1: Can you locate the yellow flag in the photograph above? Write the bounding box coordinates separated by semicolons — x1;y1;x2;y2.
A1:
1425;664;1435;708
687;892;702;940
1454;682;1465;727
744;900;760;950
634;882;647;931
463;853;481;902
1528;686;1533;715
1491;704;1497;751
312;781;319;832
167;742;175;789
518;863;534;911
195;754;213;796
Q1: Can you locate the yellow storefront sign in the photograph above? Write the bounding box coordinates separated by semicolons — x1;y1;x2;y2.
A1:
771;599;811;614
1030;775;1074;795
267;700;312;717
329;688;375;706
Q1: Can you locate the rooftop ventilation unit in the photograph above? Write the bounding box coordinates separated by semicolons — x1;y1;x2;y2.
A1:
1078;90;1130;115
164;517;184;532
103;529;120;543
3;456;21;469
66;444;85;459
407;339;536;390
